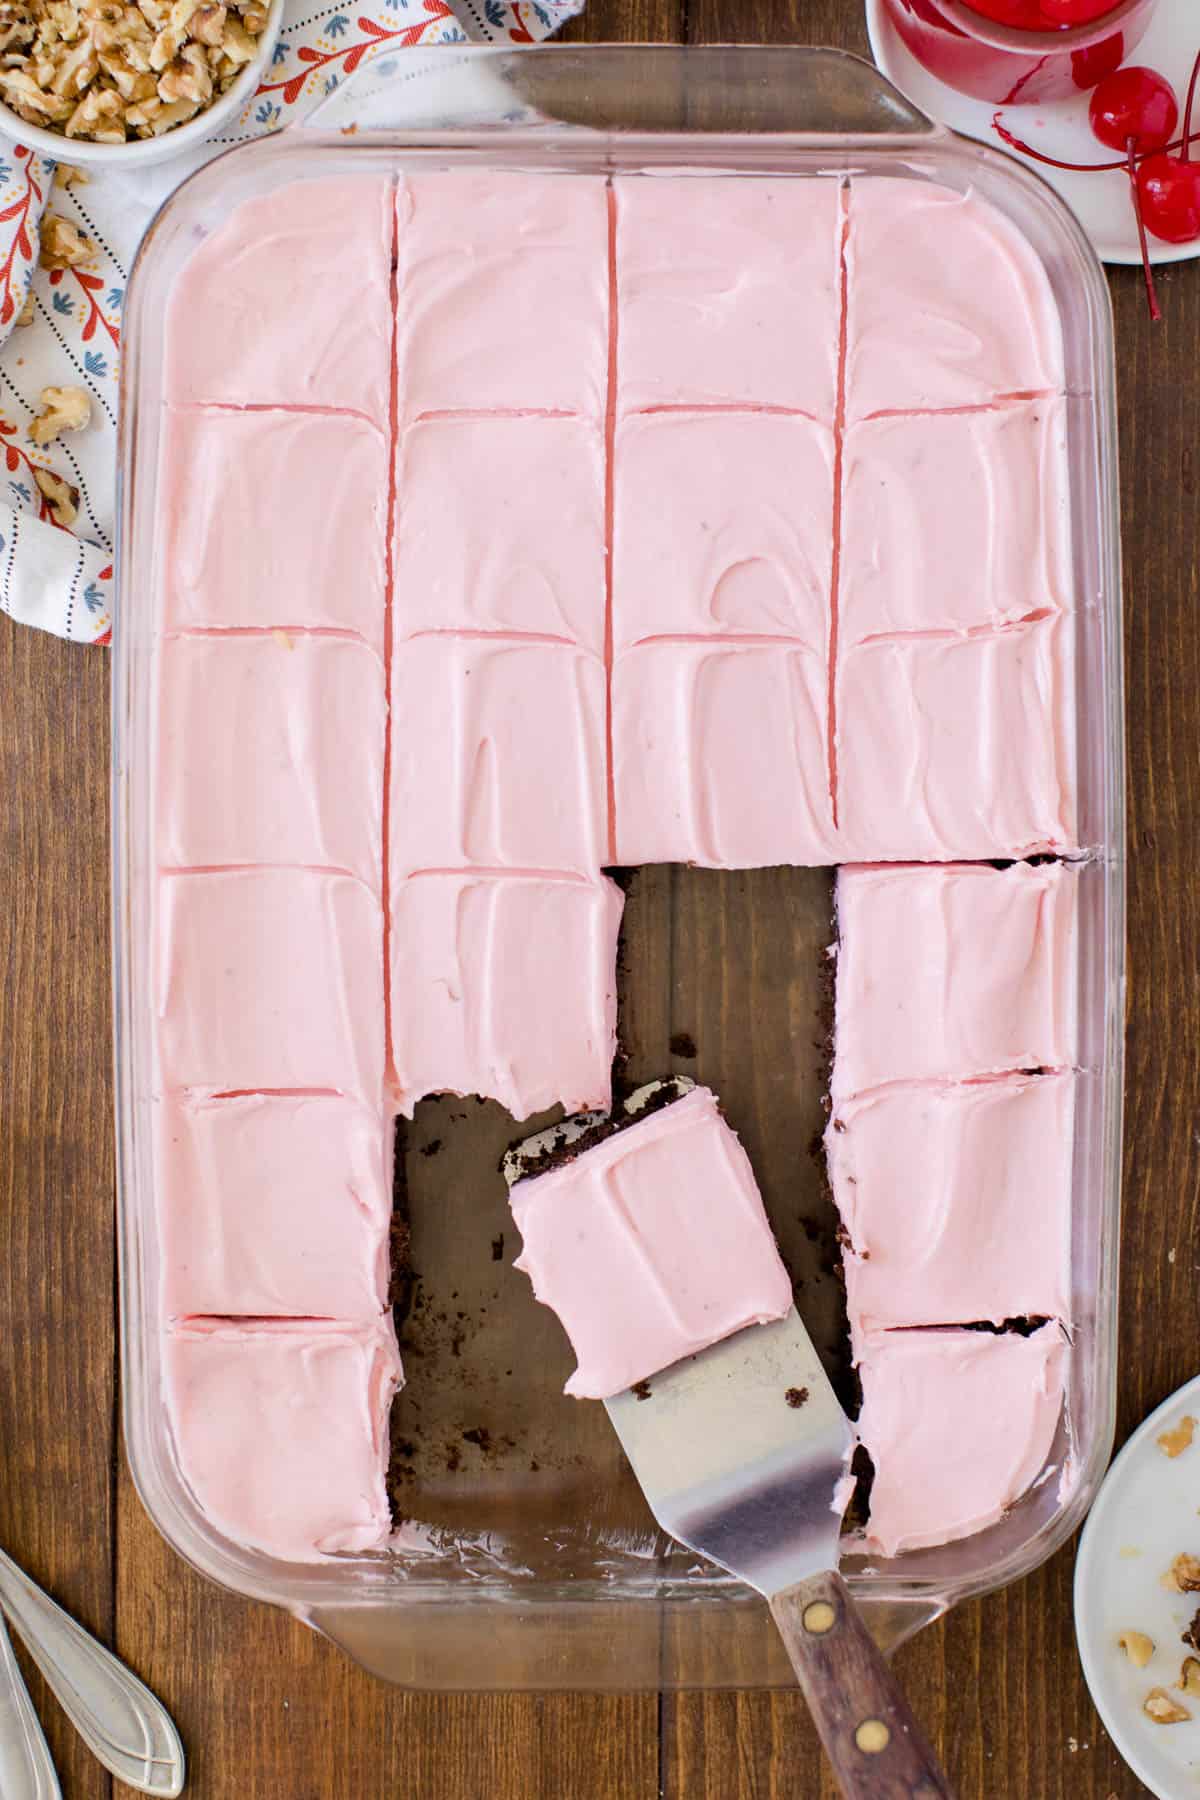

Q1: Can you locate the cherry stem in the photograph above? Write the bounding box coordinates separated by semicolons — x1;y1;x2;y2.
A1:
993;113;1200;173
1127;137;1162;323
1183;46;1200;167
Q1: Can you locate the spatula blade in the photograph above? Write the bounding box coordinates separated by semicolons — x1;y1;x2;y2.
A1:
605;1308;853;1600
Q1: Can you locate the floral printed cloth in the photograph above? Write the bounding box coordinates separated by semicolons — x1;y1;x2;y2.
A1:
0;0;580;644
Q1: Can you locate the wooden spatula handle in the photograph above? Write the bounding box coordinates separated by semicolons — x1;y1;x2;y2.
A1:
770;1571;955;1799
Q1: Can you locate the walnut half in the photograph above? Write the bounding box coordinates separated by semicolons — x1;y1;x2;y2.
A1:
30;385;91;447
33;466;79;526
1118;1631;1155;1669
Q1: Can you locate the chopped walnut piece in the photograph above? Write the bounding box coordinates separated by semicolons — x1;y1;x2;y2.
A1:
1179;1657;1200;1697
1164;1553;1200;1594
15;287;36;328
1144;1687;1191;1724
1184;1608;1200;1654
53;161;89;188
1158;1415;1196;1459
38;213;93;268
33;466;79;526
30;385;91;447
1118;1631;1155;1669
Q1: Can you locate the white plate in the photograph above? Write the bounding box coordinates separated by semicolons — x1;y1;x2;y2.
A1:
1075;1372;1200;1799
866;0;1200;265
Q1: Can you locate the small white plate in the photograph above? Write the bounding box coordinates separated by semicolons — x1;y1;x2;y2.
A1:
866;0;1200;265
1075;1372;1200;1800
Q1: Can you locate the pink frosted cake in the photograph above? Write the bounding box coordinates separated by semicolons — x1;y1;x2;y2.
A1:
152;167;1080;1564
509;1086;793;1398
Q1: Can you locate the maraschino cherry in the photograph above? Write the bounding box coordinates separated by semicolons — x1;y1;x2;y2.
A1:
1137;51;1200;244
1088;67;1178;153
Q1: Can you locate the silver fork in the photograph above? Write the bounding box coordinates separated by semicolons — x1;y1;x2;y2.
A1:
0;1547;185;1797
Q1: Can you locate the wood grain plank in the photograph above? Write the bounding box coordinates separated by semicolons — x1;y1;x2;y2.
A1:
0;618;114;1799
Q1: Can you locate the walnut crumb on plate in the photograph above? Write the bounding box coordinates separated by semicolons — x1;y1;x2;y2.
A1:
1157;1415;1195;1459
1164;1553;1200;1595
1144;1687;1191;1725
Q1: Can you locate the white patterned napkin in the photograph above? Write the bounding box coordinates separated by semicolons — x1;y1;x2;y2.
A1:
0;0;581;643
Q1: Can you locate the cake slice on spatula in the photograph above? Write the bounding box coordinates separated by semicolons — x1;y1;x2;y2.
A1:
504;1080;954;1800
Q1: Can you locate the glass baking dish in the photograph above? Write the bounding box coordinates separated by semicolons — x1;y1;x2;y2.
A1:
112;44;1125;1690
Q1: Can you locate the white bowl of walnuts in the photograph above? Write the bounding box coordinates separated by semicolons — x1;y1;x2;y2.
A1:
0;0;284;164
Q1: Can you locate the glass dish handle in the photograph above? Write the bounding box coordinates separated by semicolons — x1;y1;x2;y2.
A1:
299;44;937;139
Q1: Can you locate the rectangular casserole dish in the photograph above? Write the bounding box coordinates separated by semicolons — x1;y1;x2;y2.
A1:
112;43;1125;1690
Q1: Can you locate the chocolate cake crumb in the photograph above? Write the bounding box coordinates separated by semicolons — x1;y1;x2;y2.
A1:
462;1427;491;1453
632;1379;652;1401
842;1444;875;1530
785;1386;809;1410
669;1031;697;1059
445;1444;462;1473
419;1137;443;1158
491;1233;505;1262
529;1458;540;1473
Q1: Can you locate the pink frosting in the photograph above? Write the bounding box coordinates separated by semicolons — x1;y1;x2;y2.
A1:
160;408;389;647
613;642;836;866
855;1324;1068;1557
827;1073;1074;1333
156;870;383;1101
839;399;1069;643
393;416;605;652
833;862;1078;1100
396;171;609;418
390;637;607;880
835;618;1076;860
510;1087;793;1398
157;635;385;887
612;411;834;654
390;873;621;1121
159;1096;391;1320
614;174;842;419
844;178;1064;420
164;176;394;419
164;1319;401;1562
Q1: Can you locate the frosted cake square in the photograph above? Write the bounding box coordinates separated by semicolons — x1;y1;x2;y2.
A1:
509;1086;792;1398
159;1095;391;1320
157;636;385;887
612;641;835;865
389;873;623;1120
390;637;607;879
392;416;606;651
160;409;389;646
612;411;835;653
156;869;383;1101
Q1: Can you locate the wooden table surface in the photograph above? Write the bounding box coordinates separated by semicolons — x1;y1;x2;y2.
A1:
1;3;1197;1795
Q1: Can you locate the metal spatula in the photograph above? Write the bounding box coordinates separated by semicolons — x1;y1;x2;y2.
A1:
607;1307;954;1798
506;1086;954;1799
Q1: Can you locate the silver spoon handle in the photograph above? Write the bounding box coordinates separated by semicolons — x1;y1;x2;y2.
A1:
0;1610;61;1800
0;1550;184;1798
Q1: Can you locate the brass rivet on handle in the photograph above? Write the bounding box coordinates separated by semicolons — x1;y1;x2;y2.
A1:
802;1601;836;1636
855;1719;890;1755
